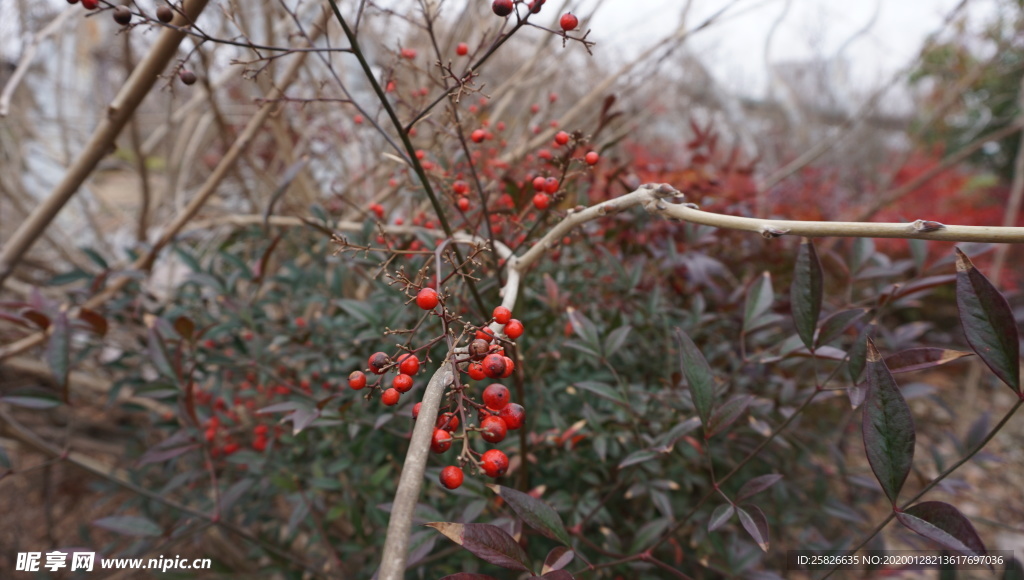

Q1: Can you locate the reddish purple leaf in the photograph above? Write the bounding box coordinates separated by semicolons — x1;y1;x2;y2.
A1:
426;522;532;573
77;308;108;337
817;308;867;348
736;504;770;551
542;546;574;573
884;348;974;374
21;308;51;330
706;395;752;438
791;238;823;350
438;574;501;580
540;572;575;580
708;504;735;532
896;501;987;556
675;329;715;431
488;485;571;546
173;316;195;342
737;474;783;501
955;249;1020;393
862;340;915;505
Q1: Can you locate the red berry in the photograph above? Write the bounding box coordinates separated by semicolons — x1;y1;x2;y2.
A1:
559;12;579;31
471;129;486;143
475;328;496;342
401;48;417;59
381;388;400;406
532;176;547;191
467;362;486;381
252;437;268;452
492;306;512;325
453;180;469;195
543;177;559;194
483;383;510;411
431;428;453;453
398;354;420;375
505;319;524;340
81;0;98;8
456;43;469;56
482;354;507;379
480;449;509;477
368;352;391;374
585;151;600;165
528;0;544;13
457;197;470;212
480;415;508;443
369;203;385;219
499;403;525;430
554;131;570;146
412;402;422;419
492;0;513;17
440;465;464;489
179;69;197;85
223;442;240;455
533;193;550;210
436;412;460;431
348;370;367;390
416;288;439;310
501;356;515;379
393;373;414;393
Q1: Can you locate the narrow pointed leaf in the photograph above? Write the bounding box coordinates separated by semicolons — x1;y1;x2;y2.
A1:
862;339;916;505
847;321;875;383
743;272;774;332
884;348;974;374
791;238;823;350
737;474;783;501
706;395;753;438
955;248;1020;393
708;504;735;532
618;449;658;469
736;504;770;551
46;311;70;395
539;571;574;580
542;546;574;573
674;329;714;429
77;308;108;337
817;308;868;348
439;574;501;580
146;325;176;382
896;501;987;556
426;522;532;572
603;325;632;358
173;316;195;342
93;515;163;537
488;485;571;546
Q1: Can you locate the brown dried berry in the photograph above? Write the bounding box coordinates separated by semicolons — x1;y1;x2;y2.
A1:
113;6;132;25
156;5;174;23
179;69;197;86
469;338;490;360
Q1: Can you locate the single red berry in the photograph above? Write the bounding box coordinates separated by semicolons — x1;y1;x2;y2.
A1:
368;352;391;374
538;149;553;161
179;69;197;85
223;442;240;455
294;316;306;328
381;388;400;406
436;412;460;431
501;356;515;379
499;403;525;430
440;465;464;489
493;306;512;325
471;129;486;143
480;449;509;477
492;0;513;17
528;0;544;13
482;354;507;379
585;151;600;165
431;428;453;453
393;373;414;393
412;402;422;419
81;0;98;8
456;42;469;56
369;203;385;219
483;383;510;411
532;176;547;191
348;370;367;390
398;353;420;376
453;180;469;195
113;6;132;25
554;131;570;146
156;5;174;22
543;177;559;194
467;362;486;381
505;319;524;340
475;328;496;342
480;415;508;443
560;12;579;31
457;197;470;212
401;48;417;59
532;193;550;210
252;436;268;452
416;287;439;310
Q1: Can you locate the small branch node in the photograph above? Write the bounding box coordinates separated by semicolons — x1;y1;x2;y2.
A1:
760;225;790;239
912;219;946;233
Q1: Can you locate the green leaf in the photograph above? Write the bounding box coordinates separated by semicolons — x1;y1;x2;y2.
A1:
955;248;1020;393
816;308;868;348
896;501;987;556
618;449;658;469
706;395;753;438
603;325;632;358
1;392;62;409
93;515;163;537
847;321;875;384
46;311;70;397
862;339;915;505
426;522;532;573
572;381;624;405
737;474;783;501
791;238;823;350
708;504;735;532
743;271;774;333
488;485;572;546
146;324;176;382
674;328;714;430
